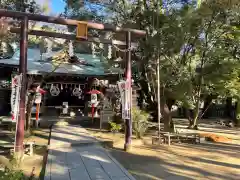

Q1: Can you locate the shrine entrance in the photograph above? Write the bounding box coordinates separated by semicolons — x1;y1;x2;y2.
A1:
0;89;11;116
43;81;86;117
0;67;16;116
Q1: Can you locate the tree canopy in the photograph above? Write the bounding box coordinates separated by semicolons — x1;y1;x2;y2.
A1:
62;0;240;128
1;0;240;128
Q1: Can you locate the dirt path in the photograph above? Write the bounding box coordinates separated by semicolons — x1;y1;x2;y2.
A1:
89;130;240;180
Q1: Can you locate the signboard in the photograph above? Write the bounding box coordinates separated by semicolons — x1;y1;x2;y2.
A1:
117;80;131;119
35;92;42;104
11;74;22;122
91;94;97;104
77;22;88;39
88;94;99;108
62;102;68;114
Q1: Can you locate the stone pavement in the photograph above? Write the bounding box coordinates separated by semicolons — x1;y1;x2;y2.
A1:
44;125;135;180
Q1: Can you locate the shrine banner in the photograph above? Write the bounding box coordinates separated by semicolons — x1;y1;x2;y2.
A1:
117;80;131;119
117;80;125;100
11;74;22;122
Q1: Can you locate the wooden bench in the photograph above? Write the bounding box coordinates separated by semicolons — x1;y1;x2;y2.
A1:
152;132;200;145
163;133;181;145
177;133;200;144
152;132;174;145
152;135;164;145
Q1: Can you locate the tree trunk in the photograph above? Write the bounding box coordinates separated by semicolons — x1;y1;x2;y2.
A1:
224;97;232;119
186;109;194;126
189;93;201;130
166;99;175;111
161;100;174;132
202;95;213;118
192;102;200;129
187;99;201;130
189;74;203;129
235;99;240;127
25;93;34;131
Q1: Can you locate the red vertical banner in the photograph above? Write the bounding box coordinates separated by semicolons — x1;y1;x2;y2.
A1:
125;46;132;120
124;31;132;151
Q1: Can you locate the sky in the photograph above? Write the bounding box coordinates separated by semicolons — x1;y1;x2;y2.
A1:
50;0;65;14
36;0;66;14
34;0;67;31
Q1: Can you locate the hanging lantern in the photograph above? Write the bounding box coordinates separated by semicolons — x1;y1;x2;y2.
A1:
92;78;99;86
104;80;109;86
99;80;104;86
87;90;101;123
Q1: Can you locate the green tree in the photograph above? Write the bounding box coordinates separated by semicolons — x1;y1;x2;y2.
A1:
110;0;240;130
0;0;48;57
62;0;240;130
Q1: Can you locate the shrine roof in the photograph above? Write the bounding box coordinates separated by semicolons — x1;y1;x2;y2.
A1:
0;48;123;76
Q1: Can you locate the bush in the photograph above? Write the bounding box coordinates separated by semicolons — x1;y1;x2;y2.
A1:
108;121;122;133
0;167;26;180
132;108;151;139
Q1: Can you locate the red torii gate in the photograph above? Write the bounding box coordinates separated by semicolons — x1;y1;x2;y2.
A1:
0;9;146;154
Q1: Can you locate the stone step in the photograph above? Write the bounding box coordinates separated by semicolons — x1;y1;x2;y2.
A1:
102;112;114;115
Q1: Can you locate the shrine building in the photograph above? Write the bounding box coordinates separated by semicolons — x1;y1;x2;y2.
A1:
0;47;122;121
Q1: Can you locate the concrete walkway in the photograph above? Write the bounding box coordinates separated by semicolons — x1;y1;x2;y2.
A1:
44;125;135;180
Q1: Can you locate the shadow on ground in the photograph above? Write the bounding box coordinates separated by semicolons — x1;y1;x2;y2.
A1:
106;142;240;180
